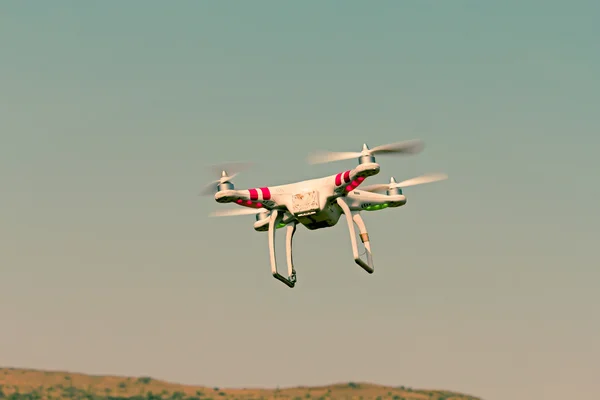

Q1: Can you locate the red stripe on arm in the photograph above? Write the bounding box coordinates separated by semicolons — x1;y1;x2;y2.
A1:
335;173;342;186
249;188;259;200
345;176;366;192
259;187;271;200
343;170;351;183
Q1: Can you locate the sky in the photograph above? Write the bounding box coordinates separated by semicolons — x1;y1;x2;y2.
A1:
1;1;599;400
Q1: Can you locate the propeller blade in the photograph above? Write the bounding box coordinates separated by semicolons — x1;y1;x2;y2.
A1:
199;161;254;196
209;207;268;217
199;180;220;196
307;139;424;165
357;183;389;193
208;162;254;177
370;139;425;155
393;173;448;188
360;173;448;193
306;151;362;165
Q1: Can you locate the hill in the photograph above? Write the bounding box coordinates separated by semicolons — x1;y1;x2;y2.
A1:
0;368;481;400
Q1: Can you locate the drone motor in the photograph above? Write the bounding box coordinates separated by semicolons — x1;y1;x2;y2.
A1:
386;177;402;196
358;144;376;165
387;187;403;196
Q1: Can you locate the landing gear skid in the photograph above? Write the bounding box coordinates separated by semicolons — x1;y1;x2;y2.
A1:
268;210;297;288
336;197;374;273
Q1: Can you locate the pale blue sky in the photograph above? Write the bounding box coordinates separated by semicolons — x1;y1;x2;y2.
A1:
1;2;599;400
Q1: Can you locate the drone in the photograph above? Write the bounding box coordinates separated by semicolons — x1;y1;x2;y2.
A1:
201;139;447;288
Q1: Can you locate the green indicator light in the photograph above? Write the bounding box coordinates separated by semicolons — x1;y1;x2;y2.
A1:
365;203;389;211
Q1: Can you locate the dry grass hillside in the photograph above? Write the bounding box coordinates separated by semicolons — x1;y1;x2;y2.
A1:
0;368;481;400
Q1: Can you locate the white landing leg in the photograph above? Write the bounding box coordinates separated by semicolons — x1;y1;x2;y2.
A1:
286;222;298;284
336;197;375;273
268;210;296;288
352;212;374;271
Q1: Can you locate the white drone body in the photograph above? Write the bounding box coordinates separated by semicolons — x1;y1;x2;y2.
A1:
203;140;447;288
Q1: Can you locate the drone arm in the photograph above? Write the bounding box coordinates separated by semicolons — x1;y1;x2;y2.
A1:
333;163;380;194
215;189;252;204
345;190;407;211
215;188;276;210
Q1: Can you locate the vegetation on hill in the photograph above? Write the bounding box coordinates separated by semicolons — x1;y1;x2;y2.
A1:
0;368;480;400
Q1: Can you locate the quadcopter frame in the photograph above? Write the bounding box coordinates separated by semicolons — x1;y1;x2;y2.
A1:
205;140;445;288
214;162;407;288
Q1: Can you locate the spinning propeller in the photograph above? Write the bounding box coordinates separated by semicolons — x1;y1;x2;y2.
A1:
360;173;448;193
307;139;424;165
199;162;253;196
209;207;268;217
